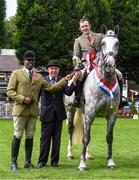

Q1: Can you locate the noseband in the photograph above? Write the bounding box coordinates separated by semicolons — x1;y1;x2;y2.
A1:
95;51;117;68
103;52;117;61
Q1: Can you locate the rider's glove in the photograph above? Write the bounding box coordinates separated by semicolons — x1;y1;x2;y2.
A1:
77;62;84;70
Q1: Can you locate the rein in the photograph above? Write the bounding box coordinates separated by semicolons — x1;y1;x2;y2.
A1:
92;51;116;69
92;58;105;68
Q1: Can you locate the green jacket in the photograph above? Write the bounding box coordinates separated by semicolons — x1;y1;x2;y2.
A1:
7;68;67;117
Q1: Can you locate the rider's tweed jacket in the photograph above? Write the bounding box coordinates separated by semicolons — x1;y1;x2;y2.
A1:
6;68;68;117
73;31;102;61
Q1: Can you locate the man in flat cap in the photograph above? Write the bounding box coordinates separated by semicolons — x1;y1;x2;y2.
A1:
7;51;74;171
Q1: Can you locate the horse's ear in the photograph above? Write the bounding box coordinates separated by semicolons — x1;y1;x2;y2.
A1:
114;25;119;36
101;24;107;35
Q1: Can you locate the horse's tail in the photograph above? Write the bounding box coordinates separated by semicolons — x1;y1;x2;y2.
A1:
72;109;83;144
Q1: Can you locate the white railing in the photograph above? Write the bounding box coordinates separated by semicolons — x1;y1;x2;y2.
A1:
0;102;13;118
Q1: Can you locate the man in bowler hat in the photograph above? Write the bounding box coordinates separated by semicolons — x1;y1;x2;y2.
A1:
7;51;73;171
37;60;80;168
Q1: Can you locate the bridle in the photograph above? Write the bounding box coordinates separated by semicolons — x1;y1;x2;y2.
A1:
93;34;119;69
103;52;117;61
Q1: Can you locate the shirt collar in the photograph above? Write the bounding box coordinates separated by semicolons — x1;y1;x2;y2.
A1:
24;67;33;74
83;31;93;38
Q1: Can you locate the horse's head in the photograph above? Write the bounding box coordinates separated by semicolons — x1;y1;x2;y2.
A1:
101;25;119;73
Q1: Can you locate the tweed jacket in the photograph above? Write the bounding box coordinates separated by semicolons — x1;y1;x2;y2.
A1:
7;68;68;117
73;31;102;62
40;75;76;122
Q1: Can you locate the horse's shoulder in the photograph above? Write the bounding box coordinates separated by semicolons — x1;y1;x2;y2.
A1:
84;70;95;86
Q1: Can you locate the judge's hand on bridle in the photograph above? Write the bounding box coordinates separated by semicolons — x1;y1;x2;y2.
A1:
74;70;82;81
64;72;75;81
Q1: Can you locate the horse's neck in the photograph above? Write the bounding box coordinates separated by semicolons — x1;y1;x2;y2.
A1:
95;51;117;84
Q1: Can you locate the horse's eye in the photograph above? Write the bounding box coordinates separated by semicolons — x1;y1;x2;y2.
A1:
116;41;119;46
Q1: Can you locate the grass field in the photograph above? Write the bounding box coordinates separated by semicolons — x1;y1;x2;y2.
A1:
0;117;139;179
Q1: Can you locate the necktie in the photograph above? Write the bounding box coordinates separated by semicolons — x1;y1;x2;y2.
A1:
51;78;56;99
87;35;92;44
29;70;33;81
51;78;56;84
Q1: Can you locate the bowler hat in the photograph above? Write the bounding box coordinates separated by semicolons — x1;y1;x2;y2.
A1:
46;60;61;69
23;51;36;60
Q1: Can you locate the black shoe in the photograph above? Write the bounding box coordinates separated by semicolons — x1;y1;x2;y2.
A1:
51;163;58;167
24;161;35;169
37;162;46;169
11;162;18;171
73;97;81;108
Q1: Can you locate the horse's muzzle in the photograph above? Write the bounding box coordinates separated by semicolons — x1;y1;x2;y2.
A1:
106;57;116;73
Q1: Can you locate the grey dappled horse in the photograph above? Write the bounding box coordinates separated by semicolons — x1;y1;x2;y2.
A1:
78;25;120;170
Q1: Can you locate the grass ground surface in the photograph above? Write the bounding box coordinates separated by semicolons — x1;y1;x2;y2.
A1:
0;117;139;179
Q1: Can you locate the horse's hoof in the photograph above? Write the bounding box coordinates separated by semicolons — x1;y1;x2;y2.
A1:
67;156;74;160
108;165;116;169
78;167;85;171
107;159;116;168
78;163;86;171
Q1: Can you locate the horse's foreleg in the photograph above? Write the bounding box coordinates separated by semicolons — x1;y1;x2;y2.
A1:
85;145;92;160
78;119;91;171
106;114;117;168
67;109;75;160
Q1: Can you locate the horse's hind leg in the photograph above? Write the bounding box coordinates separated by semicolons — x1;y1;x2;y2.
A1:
78;118;92;171
81;114;92;160
67;107;76;160
106;113;117;168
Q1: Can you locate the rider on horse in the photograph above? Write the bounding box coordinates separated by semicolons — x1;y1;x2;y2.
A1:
72;17;122;107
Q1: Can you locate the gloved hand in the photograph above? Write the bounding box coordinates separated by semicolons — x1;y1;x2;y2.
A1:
77;62;84;70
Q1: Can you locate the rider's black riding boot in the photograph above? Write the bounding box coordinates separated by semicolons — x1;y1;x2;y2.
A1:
117;76;123;109
73;75;87;108
11;136;21;171
24;138;35;169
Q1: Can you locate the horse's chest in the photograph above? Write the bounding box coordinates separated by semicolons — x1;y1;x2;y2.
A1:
94;90;119;113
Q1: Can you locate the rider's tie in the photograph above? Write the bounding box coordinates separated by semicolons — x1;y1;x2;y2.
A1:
87;35;92;44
